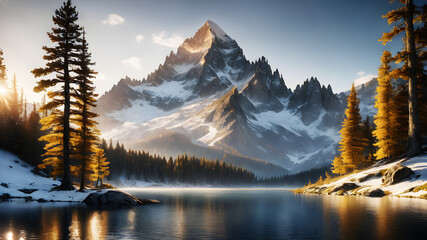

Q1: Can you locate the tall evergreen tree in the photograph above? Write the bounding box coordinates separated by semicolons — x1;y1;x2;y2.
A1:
373;51;402;160
25;105;43;168
92;148;110;188
0;49;7;149
338;84;366;173
71;29;99;191
32;0;80;190
0;49;6;86
379;0;424;157
9;74;20;121
362;116;375;162
394;83;409;144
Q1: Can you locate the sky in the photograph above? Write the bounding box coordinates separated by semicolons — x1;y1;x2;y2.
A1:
0;0;408;103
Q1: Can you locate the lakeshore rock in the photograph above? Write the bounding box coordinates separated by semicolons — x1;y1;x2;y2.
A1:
366;189;385;197
382;165;414;185
139;198;160;204
330;183;359;193
83;190;143;206
18;189;38;194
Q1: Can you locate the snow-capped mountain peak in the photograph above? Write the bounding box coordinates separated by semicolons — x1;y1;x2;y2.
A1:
205;20;231;42
96;21;353;176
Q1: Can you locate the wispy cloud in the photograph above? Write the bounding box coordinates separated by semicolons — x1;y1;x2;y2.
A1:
354;71;376;86
136;34;144;43
152;31;184;48
122;57;142;70
102;14;125;26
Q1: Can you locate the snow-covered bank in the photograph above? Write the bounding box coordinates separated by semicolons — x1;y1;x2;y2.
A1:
294;154;427;199
0;150;106;202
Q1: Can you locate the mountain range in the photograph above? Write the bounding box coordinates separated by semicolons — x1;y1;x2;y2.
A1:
95;20;381;177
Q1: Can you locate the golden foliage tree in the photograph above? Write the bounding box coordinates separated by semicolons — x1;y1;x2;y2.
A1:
332;155;347;175
373;51;402;159
33;0;81;190
71;30;100;191
92;148;110;188
379;0;425;157
337;84;366;173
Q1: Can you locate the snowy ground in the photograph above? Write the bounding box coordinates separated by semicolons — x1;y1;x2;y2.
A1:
0;150;106;202
298;154;427;199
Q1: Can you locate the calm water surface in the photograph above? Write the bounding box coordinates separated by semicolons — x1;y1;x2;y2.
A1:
1;188;427;239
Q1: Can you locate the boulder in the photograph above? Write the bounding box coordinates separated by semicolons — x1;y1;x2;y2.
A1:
0;183;8;188
83;190;142;206
18;189;38;194
139;199;160;204
382;165;414;185
0;193;11;201
358;171;382;183
330;183;359;193
366;189;385;197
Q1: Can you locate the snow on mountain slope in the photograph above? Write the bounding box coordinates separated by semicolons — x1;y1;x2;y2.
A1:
338;77;407;120
96;21;346;176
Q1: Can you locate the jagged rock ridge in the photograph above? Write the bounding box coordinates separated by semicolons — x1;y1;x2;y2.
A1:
96;21;358;176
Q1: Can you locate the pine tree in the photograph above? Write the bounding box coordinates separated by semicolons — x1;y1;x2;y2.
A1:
0;49;6;84
325;171;332;181
0;49;7;149
394;83;409;144
379;0;424;157
92;148;110;188
332;155;347;175
9;74;20;121
26;104;43;168
71;29;99;191
7;74;21;153
32;0;81;190
373;51;402;160
338;84;366;173
362;116;375;161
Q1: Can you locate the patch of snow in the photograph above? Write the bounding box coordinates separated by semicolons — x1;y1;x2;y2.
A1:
359;102;377;119
173;63;199;75
106;99;178;124
207;20;231;42
0;150;107;202
132;80;193;100
318;154;427;198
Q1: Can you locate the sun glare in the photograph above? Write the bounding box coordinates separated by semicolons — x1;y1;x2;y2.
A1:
0;85;7;96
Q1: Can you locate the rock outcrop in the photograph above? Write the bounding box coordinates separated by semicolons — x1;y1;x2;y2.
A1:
382;165;414;185
365;189;385;197
83;191;142;206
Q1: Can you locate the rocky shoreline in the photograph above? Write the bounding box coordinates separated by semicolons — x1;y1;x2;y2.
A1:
293;154;427;200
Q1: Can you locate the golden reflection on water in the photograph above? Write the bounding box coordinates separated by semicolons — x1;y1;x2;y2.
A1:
3;192;427;239
40;207;109;240
40;207;60;240
320;195;427;240
202;195;226;237
173;197;186;239
127;208;136;231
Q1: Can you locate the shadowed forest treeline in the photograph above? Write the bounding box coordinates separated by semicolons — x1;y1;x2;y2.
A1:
101;139;257;185
101;138;328;187
0;66;44;168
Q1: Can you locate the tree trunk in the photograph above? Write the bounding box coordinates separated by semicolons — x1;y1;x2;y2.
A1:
79;103;87;192
59;24;74;191
405;0;423;157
